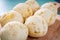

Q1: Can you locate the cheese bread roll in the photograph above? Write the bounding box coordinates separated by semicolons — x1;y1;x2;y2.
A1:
1;21;28;40
25;16;48;37
13;3;33;20
34;8;57;26
41;2;57;14
0;10;23;26
25;0;40;13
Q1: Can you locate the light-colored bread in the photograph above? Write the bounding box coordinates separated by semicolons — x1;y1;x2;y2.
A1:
34;8;57;26
25;0;40;13
0;10;23;26
13;3;33;20
1;21;28;40
49;2;60;9
0;13;8;21
25;16;48;37
41;2;57;14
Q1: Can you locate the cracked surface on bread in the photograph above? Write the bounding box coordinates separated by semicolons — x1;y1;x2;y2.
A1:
13;3;33;20
0;11;23;26
25;16;48;37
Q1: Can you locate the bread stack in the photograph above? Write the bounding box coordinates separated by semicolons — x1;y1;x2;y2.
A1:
0;0;58;40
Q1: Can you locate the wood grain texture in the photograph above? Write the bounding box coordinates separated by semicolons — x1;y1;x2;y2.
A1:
27;16;60;40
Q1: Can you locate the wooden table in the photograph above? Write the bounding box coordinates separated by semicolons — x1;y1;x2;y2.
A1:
27;15;60;40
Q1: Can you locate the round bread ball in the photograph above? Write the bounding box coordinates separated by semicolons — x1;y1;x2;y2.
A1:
41;2;57;14
1;21;28;40
0;10;23;26
13;3;33;20
34;8;57;26
25;0;40;13
25;16;48;37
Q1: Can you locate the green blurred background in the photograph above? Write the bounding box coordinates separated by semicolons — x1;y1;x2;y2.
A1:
0;0;59;15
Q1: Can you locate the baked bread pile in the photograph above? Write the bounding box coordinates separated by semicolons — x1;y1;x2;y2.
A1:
0;0;58;40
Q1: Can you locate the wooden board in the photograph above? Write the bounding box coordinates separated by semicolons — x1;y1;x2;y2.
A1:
27;17;60;40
